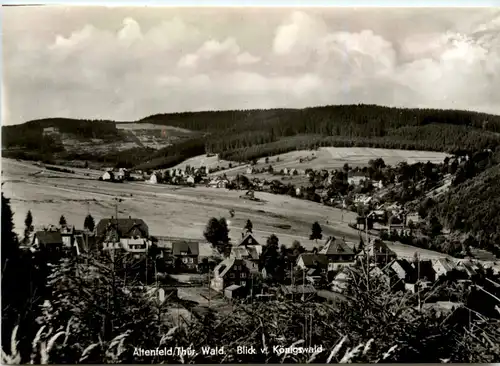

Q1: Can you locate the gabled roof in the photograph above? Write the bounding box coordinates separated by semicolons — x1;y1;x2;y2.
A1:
34;231;63;246
434;258;455;272
213;257;238;278
96;218;149;239
297;253;328;267
238;233;260;247
231;246;249;259
320;237;355;256
392;259;415;276
173;241;199;256
365;239;397;257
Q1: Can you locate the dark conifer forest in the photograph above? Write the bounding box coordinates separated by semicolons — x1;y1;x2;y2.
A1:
3;104;500;168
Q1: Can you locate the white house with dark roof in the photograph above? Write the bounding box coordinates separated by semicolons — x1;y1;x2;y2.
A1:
296;253;329;273
172;241;199;271
432;258;457;279
32;230;63;253
319;237;356;272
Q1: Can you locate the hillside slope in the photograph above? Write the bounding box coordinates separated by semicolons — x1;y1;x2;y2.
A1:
434;162;500;256
3;104;500;169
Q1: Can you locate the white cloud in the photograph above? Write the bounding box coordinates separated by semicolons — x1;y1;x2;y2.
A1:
236;52;261;65
2;8;500;126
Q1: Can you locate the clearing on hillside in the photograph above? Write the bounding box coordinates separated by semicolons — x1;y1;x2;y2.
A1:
215;147;451;177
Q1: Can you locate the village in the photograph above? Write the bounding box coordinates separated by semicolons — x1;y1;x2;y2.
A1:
23;204;500;325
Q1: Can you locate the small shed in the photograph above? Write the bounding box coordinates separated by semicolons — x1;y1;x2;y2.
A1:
224;284;245;300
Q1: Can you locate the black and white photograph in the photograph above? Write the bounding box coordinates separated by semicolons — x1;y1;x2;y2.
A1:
2;4;500;364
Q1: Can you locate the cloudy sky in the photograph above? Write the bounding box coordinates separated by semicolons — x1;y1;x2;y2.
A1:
2;6;500;125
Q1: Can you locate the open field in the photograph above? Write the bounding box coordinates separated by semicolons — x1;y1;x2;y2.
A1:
115;123;192;133
2;158;452;261
216;147;451;177
171;154;242;171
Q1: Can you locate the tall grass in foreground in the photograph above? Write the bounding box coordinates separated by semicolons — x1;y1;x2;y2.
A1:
2;254;499;364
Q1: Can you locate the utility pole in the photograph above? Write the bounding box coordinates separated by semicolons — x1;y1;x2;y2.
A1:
365;211;375;291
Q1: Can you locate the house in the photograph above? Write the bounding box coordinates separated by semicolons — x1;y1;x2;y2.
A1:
32;230;63;254
224;284;246;300
60;225;75;248
101;171;114;181
331;268;352;294
319;237;356;271
289;168;298;176
296;253;328;273
280;284;316;301
237;233;260;247
432;258;457;279
149;173;159;184
116;168;130;181
211;258;251;292
405;212;422;226
387;224;411;237
405;280;432;293
295;187;302;196
119;238;150;253
96;217;149;240
230;241;260;273
355;216;374;231
361;239;397;265
390;259;417;283
412;260;436;282
96;217;149;252
371;263;406;291
207;177;229;188
186;175;195;186
246;166;255;175
283;168;289;175
348;173;367;186
172;241;199;271
371;210;387;222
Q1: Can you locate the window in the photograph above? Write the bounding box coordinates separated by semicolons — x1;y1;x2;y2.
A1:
182;258;188;264
241;273;246;278
230;273;235;278
188;258;193;263
241;281;246;287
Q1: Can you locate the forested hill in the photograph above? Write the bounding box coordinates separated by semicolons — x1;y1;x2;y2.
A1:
140;105;500;134
3;104;500;169
142;104;500;162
